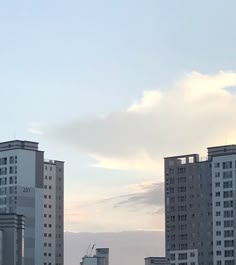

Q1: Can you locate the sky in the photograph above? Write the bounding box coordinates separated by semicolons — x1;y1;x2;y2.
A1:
1;0;236;236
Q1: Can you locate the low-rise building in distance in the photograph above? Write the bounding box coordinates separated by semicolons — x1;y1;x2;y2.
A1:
145;257;167;265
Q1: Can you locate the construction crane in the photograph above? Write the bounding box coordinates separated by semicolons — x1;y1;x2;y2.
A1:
85;244;91;257
88;244;95;257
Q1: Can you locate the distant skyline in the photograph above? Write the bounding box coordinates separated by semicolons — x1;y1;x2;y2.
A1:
1;0;236;232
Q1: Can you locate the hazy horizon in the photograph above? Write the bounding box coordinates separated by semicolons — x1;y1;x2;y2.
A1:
65;230;165;265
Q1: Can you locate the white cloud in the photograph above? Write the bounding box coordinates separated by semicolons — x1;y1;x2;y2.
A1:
28;122;44;135
47;71;236;172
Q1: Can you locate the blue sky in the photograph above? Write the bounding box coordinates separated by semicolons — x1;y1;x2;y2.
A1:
1;0;236;232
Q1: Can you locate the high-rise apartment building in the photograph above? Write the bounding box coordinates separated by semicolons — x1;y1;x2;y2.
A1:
0;140;64;265
165;145;236;265
43;159;64;265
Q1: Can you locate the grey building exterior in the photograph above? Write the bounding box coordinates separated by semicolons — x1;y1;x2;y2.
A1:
0;140;44;265
0;213;25;265
165;145;236;265
0;140;64;265
96;248;109;265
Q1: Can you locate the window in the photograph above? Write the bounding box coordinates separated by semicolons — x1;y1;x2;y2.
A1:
223;161;232;169
224;200;233;208
178;196;186;202
9;177;14;184
224;191;233;198
0;168;7;176
178;253;187;260
223;171;232;179
216;241;221;246
216;221;221;226
215;201;221;207
224;250;234;257
225;261;234;265
216;251;221;256
215;162;220;168
170;254;175;260
224;210;233;218
216;211;221;216
0;157;7;165
223;181;232;189
179;234;187;240
224;220;233;227
215;192;221;197
224;240;234;247
9;156;14;164
178;215;187;221
216;231;221;236
178;205;187;212
215;182;220;187
224;230;234;238
177;167;186;174
9;166;14;174
177;186;186;192
179;244;187;250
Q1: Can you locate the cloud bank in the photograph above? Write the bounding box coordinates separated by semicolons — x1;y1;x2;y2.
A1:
110;182;164;212
47;71;236;173
65;181;165;232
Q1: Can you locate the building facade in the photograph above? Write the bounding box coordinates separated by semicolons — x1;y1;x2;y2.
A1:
0;140;44;265
210;146;236;265
0;213;25;265
95;248;109;265
0;140;64;265
43;160;64;265
164;145;236;265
